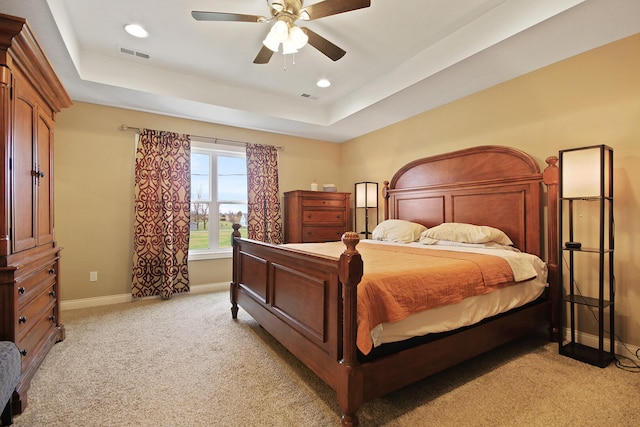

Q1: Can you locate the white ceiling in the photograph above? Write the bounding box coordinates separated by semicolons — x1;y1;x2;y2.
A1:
2;0;640;142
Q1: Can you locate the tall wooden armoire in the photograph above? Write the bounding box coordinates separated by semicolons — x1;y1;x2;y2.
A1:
0;13;72;413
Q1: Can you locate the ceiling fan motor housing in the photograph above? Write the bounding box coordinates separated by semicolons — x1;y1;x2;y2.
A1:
270;1;304;17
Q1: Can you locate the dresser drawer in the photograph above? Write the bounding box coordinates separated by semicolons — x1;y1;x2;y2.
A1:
301;226;346;243
17;283;56;340
16;301;56;362
16;261;57;307
302;198;346;208
302;209;345;224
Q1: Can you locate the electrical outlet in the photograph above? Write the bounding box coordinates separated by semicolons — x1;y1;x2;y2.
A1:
89;271;98;282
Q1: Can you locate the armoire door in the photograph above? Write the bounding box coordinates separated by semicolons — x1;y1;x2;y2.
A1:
12;75;37;253
11;69;54;253
36;109;54;246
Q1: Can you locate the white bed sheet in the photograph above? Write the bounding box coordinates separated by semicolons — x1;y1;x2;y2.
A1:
362;240;548;347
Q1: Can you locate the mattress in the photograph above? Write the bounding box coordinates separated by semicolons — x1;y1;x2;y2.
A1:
364;239;548;347
283;238;548;351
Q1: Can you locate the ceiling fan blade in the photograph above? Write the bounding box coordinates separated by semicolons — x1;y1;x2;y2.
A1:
253;45;275;64
303;0;371;20
301;27;346;61
191;11;266;23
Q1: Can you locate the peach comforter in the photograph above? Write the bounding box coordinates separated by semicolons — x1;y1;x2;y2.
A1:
285;241;527;354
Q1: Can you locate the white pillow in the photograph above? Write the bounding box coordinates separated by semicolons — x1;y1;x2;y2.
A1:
371;219;427;243
420;222;513;246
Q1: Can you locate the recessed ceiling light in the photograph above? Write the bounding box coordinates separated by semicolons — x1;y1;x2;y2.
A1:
124;24;149;38
317;79;331;88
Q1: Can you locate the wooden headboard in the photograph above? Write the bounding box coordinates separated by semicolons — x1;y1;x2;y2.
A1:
382;146;554;258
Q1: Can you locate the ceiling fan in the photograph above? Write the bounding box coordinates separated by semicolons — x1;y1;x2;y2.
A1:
192;0;371;64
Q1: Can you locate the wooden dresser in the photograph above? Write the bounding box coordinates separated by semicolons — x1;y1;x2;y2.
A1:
0;14;72;413
284;190;351;243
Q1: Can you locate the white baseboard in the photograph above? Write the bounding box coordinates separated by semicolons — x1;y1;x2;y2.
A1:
561;328;640;361
60;282;229;311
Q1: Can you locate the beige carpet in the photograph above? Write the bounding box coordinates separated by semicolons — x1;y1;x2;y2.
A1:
13;291;639;427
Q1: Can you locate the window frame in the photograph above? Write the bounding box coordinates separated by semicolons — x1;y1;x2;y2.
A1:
188;140;247;261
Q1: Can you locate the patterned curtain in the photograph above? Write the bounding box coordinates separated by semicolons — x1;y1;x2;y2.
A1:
131;129;191;299
246;144;283;244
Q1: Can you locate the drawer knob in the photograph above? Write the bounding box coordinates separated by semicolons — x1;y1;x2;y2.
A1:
20;349;27;356
19;316;27;324
18;287;26;294
49;268;56;275
49;315;56;322
49;290;56;298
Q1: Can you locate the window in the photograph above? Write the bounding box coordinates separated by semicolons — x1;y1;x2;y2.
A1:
189;140;247;259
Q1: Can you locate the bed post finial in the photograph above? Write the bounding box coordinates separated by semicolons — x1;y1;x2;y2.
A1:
341;231;359;254
339;232;363;298
231;223;242;238
339;233;362;292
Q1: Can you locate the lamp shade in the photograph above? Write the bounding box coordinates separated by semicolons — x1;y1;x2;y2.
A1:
355;182;378;208
270;20;289;43
560;145;612;198
289;26;308;49
263;34;280;52
282;39;298;55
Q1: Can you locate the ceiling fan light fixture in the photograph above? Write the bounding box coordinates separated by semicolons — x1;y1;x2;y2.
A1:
299;10;310;21
289;25;308;49
282;40;298;55
270;20;289;43
263;33;281;52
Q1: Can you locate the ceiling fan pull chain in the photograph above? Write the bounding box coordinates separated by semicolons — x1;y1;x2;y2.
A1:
282;52;296;71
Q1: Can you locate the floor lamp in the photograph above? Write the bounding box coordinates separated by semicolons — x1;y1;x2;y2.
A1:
354;181;378;239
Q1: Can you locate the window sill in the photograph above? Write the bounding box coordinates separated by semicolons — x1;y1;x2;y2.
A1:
188;250;232;261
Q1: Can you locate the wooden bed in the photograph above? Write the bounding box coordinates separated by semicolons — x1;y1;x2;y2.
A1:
230;145;560;426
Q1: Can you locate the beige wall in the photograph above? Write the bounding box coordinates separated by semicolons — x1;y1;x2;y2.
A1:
54;103;341;301
55;32;639;347
340;33;640;347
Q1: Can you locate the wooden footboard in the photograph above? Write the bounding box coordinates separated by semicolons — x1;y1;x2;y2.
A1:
231;228;363;410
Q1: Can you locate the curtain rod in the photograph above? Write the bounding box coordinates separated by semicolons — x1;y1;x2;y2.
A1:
120;125;284;151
